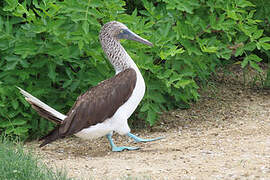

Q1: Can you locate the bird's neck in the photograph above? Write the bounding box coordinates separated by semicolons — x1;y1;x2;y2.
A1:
101;38;139;74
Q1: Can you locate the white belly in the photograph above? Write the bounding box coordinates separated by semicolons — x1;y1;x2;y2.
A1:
75;69;145;139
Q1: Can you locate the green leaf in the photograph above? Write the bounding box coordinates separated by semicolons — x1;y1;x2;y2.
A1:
62;79;73;88
0;121;12;128
14;3;30;17
241;54;262;71
70;80;80;92
12;119;27;126
241;56;249;68
13;126;29;135
235;47;244;57
227;10;239;20
82;21;89;34
146;108;157;126
48;62;57;82
140;103;149;112
201;46;218;53
11;99;19;110
160;46;184;60
78;40;84;50
237;0;255;7
148;91;166;104
261;43;270;50
3;0;18;11
174;79;193;88
252;30;263;40
5;61;18;70
259;37;270;43
156;69;172;79
249;61;262;72
5;127;15;134
244;42;256;51
248;54;262;62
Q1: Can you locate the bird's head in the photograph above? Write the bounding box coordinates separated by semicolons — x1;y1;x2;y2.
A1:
100;21;153;46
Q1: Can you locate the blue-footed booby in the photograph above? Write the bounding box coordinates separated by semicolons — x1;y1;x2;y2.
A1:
18;21;162;152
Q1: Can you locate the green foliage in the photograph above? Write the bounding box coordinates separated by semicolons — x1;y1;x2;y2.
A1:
0;138;73;180
0;0;269;139
0;0;126;138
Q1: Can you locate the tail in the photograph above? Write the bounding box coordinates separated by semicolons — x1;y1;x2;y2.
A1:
17;87;67;124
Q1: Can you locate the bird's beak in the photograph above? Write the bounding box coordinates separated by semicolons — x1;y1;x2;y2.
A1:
118;29;153;46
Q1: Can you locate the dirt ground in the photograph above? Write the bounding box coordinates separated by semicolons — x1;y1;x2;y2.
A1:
25;65;270;179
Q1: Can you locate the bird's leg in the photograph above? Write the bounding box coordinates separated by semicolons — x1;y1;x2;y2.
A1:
106;133;139;152
127;132;163;143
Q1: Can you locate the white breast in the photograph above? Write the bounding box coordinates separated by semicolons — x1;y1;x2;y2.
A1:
75;65;145;139
109;67;145;134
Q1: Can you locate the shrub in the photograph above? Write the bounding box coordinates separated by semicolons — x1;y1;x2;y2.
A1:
0;0;269;139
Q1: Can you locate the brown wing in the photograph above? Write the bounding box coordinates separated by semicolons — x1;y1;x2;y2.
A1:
40;68;137;147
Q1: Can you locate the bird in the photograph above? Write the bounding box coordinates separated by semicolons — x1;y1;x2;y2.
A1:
18;21;162;152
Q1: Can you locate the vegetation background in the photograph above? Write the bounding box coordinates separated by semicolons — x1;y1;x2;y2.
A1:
0;0;269;140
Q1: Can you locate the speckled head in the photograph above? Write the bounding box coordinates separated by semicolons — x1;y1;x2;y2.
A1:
99;21;152;73
99;21;153;46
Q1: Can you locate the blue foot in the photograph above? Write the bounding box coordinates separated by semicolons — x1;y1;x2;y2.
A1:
127;132;164;143
106;133;139;152
112;146;139;152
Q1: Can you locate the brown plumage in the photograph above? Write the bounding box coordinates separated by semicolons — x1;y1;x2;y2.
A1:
39;68;136;147
29;103;63;124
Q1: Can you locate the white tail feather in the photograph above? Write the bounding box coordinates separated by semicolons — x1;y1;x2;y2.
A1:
17;87;67;121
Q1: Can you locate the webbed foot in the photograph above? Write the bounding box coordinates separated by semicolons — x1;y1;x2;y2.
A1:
127;132;164;143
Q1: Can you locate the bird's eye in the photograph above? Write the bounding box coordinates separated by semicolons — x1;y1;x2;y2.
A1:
119;29;124;34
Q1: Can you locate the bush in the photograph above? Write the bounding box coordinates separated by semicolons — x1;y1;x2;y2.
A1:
0;0;269;139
